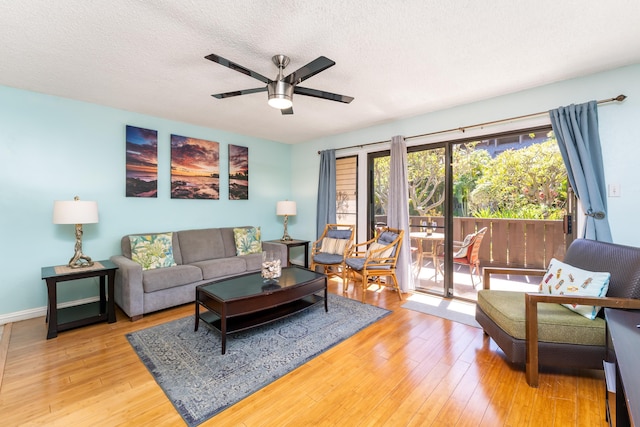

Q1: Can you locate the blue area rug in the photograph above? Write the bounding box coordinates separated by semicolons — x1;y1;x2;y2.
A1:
126;293;390;426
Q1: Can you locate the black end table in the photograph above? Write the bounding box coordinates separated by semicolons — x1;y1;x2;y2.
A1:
266;239;310;268
41;260;118;339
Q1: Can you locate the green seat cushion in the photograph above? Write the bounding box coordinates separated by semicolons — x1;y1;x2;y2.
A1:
477;290;605;346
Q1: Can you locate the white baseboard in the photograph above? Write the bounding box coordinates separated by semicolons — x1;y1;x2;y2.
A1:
0;297;100;325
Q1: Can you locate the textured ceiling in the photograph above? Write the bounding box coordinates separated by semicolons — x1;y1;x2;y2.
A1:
1;1;640;144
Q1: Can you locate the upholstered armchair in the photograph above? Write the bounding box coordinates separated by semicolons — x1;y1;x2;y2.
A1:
476;238;640;387
344;227;404;302
310;224;355;284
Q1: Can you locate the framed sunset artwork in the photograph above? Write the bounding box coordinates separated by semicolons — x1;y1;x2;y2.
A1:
125;125;158;198
229;144;249;200
170;134;220;199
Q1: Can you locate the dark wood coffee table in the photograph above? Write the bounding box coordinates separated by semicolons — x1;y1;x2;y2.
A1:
195;266;327;354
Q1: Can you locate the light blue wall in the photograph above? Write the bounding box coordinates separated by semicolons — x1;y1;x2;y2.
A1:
291;64;640;248
3;64;639;320
0;86;292;317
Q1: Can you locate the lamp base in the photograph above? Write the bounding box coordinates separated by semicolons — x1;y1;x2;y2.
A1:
68;253;94;269
281;214;293;241
68;223;94;268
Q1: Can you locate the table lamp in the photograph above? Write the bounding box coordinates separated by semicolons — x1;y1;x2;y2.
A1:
276;200;296;241
53;196;99;268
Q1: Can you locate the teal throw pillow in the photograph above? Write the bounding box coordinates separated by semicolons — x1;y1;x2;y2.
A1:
129;233;177;271
234;227;262;256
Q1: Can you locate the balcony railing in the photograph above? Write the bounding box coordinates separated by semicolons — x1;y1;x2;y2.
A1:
379;216;570;270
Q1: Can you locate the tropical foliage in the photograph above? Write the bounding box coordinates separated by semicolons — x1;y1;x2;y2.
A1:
373;132;567;220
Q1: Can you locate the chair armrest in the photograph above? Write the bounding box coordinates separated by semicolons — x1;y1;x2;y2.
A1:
524;292;640;387
482;267;547;290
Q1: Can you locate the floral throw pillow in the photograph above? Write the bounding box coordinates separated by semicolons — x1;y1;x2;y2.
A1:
234;227;262;256
538;258;610;320
129;233;177;271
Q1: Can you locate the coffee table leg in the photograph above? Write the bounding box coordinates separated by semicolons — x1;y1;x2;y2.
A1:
324;281;328;312
194;300;200;332
221;315;227;354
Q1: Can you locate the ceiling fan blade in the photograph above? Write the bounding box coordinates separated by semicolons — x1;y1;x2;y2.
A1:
294;86;354;104
211;87;267;99
205;54;271;84
284;56;335;85
281;107;294;115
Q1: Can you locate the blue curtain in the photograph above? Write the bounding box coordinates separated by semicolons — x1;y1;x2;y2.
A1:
316;149;337;238
387;136;414;292
549;101;612;242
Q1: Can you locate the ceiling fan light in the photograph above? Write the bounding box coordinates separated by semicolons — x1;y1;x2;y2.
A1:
268;96;293;109
267;81;293;109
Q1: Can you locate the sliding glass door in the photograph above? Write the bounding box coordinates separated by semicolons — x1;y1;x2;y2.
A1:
369;145;451;297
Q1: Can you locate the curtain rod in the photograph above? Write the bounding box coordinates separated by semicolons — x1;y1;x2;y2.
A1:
319;94;627;154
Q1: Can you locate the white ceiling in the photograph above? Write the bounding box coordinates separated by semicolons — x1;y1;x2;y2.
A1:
2;1;640;144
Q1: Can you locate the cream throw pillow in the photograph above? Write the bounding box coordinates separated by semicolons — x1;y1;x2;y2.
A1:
320;237;348;255
366;242;394;259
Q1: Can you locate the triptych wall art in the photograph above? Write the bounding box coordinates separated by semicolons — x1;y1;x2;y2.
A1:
125;125;248;200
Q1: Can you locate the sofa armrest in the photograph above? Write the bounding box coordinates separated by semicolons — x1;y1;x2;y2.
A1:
109;255;144;321
482;267;547;290
524;292;640;387
262;241;288;267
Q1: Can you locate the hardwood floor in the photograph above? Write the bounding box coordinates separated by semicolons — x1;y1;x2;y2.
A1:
0;280;607;426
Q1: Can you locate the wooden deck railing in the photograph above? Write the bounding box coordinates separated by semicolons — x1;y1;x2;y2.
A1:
378;216;569;269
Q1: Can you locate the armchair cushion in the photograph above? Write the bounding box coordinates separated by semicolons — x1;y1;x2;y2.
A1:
346;257;392;271
538;258;610;319
313;252;345;265
477;290;605;346
326;229;353;239
377;231;399;244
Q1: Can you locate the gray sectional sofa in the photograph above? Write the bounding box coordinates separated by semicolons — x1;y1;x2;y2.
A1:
110;226;287;321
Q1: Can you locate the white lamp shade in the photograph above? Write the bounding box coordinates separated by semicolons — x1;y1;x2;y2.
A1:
276;200;297;216
53;200;99;224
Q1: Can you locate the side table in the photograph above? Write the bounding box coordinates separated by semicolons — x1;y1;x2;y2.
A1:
41;260;118;339
266;239;310;268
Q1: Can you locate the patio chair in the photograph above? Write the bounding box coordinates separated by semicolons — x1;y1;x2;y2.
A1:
436;227;487;287
476;238;640;387
344;227;404;302
310;224;355;284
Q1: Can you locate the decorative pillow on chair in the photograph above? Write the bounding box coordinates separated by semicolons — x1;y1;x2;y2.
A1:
453;233;475;258
538;258;610;320
129;233;177;271
234;227;262;256
366;242;395;259
320;237;348;255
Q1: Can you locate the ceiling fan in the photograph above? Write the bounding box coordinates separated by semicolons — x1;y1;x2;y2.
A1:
205;53;354;115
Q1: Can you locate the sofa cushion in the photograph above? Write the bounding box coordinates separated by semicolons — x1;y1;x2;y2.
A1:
476;289;605;346
191;257;247;280
242;252;264;272
539;258;610;320
142;265;203;293
233;227;262;256
129;233;177;270
178;228;226;264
